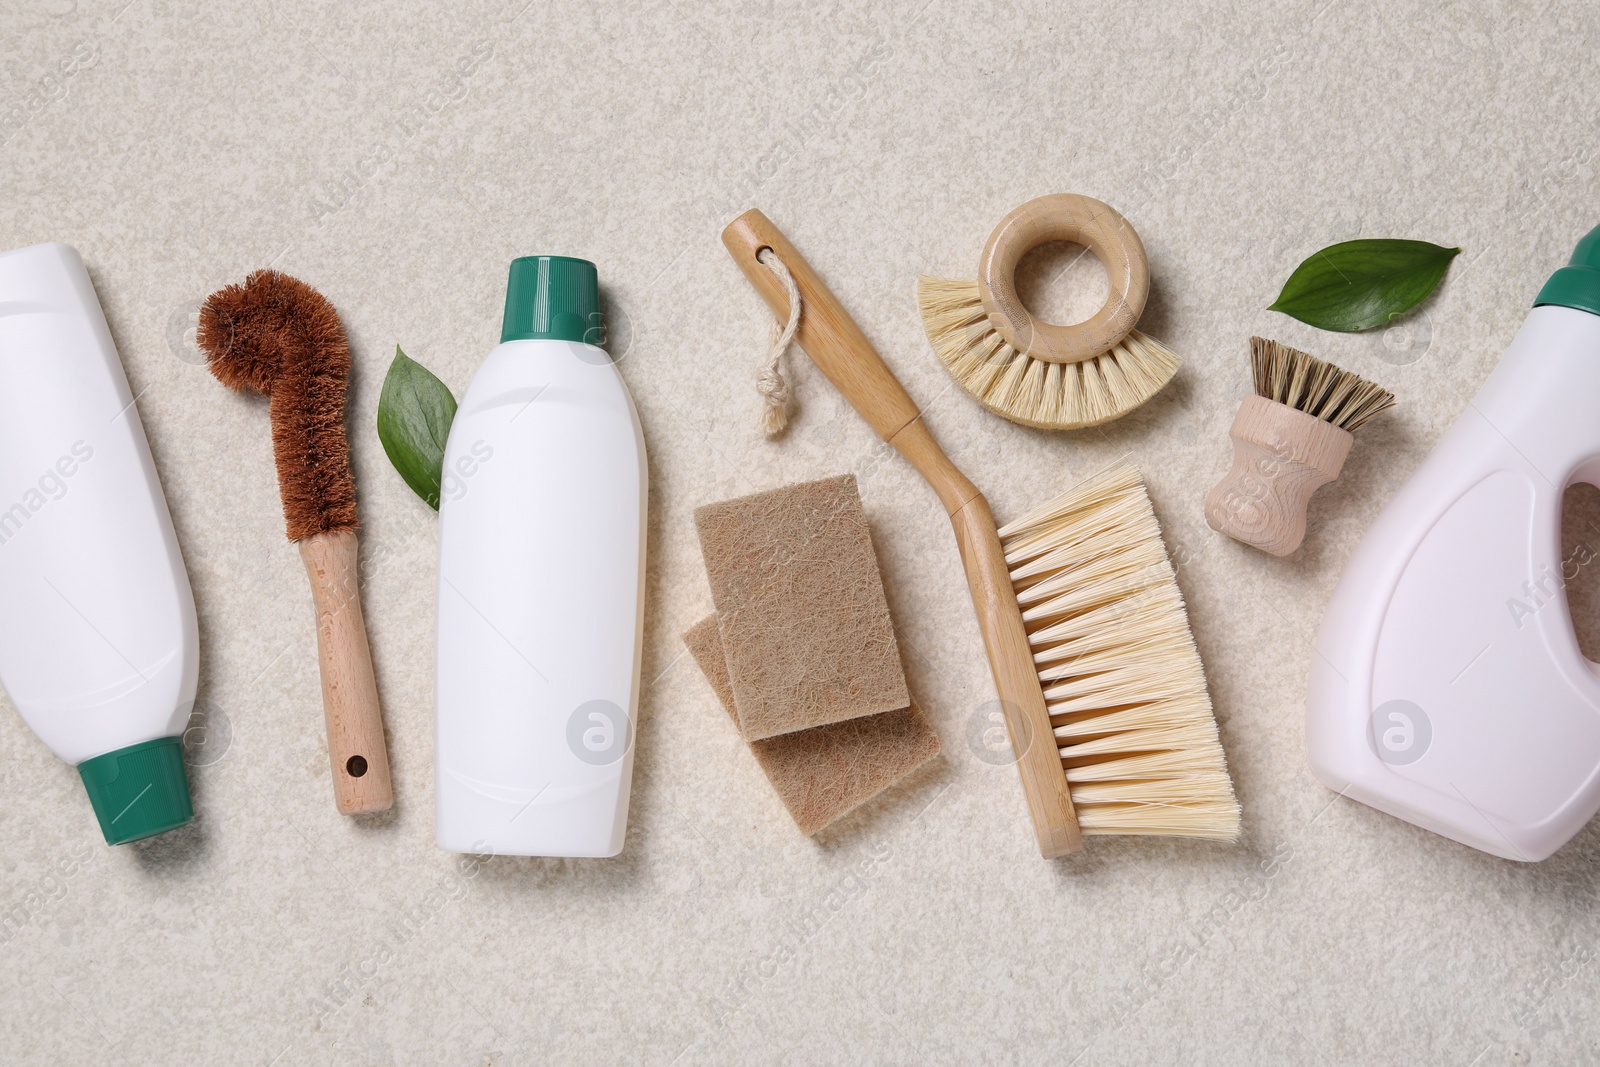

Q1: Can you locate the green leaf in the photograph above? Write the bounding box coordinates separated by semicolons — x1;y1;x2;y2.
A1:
377;346;457;510
1269;239;1461;332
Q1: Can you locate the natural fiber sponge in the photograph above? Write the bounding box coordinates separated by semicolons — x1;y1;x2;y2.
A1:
684;616;941;835
694;474;909;740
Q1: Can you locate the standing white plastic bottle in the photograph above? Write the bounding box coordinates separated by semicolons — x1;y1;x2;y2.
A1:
435;256;646;857
0;243;199;844
1309;226;1600;860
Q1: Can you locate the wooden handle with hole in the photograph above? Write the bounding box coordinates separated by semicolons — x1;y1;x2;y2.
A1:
722;209;1082;857
978;193;1148;365
1204;396;1353;557
299;529;393;814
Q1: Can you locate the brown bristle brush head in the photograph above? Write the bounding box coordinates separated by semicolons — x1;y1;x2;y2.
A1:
1249;336;1395;431
1205;337;1397;557
198;268;393;815
198;269;358;541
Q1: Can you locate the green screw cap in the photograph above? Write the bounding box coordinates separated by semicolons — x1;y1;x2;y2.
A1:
1535;224;1600;316
501;256;603;345
77;736;193;845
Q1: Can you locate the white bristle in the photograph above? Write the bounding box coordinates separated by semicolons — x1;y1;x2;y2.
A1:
997;463;1240;839
917;276;1181;430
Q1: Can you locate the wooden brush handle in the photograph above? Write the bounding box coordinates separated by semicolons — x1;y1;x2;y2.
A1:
299;529;393;814
1204;395;1353;557
722;209;1082;858
977;193;1148;365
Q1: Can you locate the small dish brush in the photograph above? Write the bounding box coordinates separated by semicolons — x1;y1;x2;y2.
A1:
1205;337;1396;557
725;210;1239;856
199;269;394;815
918;193;1181;430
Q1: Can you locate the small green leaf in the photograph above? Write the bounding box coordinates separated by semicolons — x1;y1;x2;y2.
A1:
377;346;457;510
1269;239;1461;332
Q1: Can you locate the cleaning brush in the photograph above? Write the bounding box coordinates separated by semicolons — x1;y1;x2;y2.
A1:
1205;337;1395;556
999;464;1238;836
724;210;1239;856
199;269;393;815
918;193;1181;431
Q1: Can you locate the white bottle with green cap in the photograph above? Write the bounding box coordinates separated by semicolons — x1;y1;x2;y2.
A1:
435;256;646;857
0;243;198;844
1309;224;1600;860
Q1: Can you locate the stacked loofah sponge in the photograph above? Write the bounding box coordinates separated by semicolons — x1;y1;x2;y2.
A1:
687;475;940;834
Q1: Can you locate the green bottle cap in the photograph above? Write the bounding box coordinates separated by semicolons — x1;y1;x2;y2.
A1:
500;256;603;345
77;736;194;845
1535;225;1600;316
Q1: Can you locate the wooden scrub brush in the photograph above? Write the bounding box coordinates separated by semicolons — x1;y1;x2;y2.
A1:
918;193;1180;430
1205;337;1395;557
725;210;1238;857
199;270;393;814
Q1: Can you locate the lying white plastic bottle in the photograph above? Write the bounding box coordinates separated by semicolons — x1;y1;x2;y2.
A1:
0;243;199;844
1309;226;1600;860
435;256;646;857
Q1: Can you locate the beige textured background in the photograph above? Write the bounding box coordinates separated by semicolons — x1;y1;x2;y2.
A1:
4;0;1600;1063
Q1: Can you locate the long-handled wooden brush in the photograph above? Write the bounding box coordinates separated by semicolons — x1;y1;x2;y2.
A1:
199;269;393;815
724;211;1238;856
918;193;1181;430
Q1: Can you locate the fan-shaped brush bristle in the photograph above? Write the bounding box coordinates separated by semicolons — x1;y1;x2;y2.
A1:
996;463;1240;838
918;276;1180;430
1251;336;1395;431
198;269;358;542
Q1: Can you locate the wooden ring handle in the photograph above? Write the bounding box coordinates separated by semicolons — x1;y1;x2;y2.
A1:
1203;396;1354;557
299;529;394;814
977;193;1149;365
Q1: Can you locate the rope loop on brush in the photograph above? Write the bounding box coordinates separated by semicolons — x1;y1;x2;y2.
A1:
756;247;801;436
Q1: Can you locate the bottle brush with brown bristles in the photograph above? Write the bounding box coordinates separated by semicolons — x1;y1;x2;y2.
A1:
1205;337;1396;557
918;193;1181;430
199;269;394;815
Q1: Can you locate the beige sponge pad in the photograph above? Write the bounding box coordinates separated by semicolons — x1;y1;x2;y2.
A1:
684;616;941;836
693;474;909;740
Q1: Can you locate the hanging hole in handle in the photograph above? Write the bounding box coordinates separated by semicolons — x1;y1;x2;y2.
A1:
346;755;369;778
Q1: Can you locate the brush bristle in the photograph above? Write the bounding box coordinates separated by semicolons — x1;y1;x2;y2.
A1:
917;276;1180;430
1250;336;1395;431
996;463;1240;838
198;269;358;542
